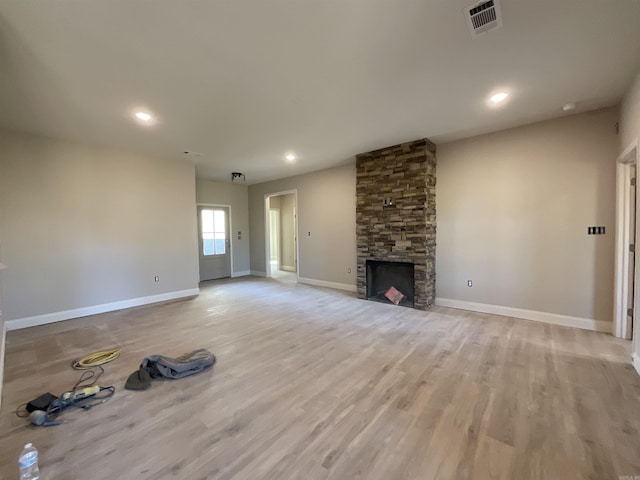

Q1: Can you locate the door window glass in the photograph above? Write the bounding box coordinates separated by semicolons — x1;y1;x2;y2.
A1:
201;209;226;255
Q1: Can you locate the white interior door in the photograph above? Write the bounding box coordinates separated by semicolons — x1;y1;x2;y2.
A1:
198;206;231;281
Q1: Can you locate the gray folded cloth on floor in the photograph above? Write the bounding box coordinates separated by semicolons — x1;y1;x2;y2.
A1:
125;349;216;390
142;349;216;379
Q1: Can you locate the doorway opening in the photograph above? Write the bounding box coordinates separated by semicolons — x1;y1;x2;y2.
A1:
269;208;280;271
614;142;639;339
264;191;298;283
197;205;231;282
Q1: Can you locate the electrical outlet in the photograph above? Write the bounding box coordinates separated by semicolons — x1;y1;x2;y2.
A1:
467;280;473;287
154;276;160;282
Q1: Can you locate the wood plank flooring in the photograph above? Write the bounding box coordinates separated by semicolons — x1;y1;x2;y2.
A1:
0;276;639;479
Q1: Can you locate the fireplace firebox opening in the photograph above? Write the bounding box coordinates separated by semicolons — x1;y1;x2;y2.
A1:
366;260;415;308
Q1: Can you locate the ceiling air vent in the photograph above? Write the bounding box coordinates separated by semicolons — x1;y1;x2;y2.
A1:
465;0;502;37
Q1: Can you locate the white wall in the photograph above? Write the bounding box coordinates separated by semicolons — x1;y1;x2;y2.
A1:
620;70;640;372
196;179;250;275
437;107;618;328
248;165;356;289
0;129;200;322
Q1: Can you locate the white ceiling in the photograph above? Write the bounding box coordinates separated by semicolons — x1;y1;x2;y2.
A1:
1;1;639;184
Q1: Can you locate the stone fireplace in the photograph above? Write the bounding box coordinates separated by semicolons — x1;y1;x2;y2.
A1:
356;138;436;309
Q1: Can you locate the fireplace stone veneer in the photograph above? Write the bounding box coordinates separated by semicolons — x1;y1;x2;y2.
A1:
356;138;436;310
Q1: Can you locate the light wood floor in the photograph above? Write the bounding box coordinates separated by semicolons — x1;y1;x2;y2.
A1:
1;277;639;480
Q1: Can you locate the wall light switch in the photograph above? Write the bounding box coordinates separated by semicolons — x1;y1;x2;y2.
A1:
587;226;606;235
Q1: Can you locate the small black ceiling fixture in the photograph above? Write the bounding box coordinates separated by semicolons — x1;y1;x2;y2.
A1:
231;172;246;182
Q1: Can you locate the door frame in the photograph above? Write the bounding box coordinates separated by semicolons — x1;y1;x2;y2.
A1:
196;203;234;280
614;140;639;338
264;190;299;281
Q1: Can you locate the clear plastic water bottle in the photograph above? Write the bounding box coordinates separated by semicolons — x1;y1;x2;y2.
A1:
18;443;40;480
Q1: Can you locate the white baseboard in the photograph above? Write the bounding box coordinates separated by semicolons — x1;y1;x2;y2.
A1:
633;352;640;377
6;288;200;331
0;322;6;411
250;270;266;277
280;265;297;272
435;297;612;333
298;277;357;293
231;270;250;278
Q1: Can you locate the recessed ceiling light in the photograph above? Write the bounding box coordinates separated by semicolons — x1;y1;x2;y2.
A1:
489;92;509;103
135;111;152;121
562;102;577;112
285;153;296;162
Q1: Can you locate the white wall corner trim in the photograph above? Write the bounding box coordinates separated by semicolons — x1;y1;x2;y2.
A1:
435;298;612;333
298;277;357;293
6;288;200;331
250;270;267;277
231;270;251;278
0;323;6;410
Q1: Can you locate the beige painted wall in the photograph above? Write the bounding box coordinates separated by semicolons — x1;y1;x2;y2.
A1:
620;69;640;367
196;179;250;274
248;165;356;286
279;194;296;271
437;107;618;322
0;129;199;321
